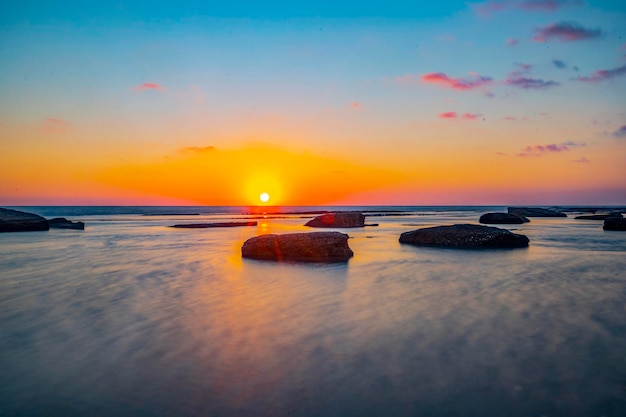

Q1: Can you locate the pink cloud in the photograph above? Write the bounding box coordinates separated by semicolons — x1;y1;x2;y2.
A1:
576;64;626;83
504;116;517;121
420;72;493;91
574;157;590;163
132;82;165;91
506;38;519;47
438;112;480;120
40;118;69;133
350;101;361;110
180;145;216;153
533;22;602;42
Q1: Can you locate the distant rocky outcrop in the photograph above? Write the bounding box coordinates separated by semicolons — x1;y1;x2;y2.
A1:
508;207;566;218
171;222;257;228
242;232;353;262
603;217;626;231
0;208;49;232
305;211;365;228
479;212;529;224
399;224;529;248
575;212;623;221
47;217;85;230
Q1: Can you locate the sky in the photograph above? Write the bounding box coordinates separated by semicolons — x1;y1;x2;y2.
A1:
1;0;625;206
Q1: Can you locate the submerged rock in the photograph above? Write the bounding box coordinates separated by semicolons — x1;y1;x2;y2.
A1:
48;217;85;230
0;208;49;232
479;212;529;224
603;217;626;231
242;232;353;262
171;221;257;228
508;207;566;217
399;224;529;248
305;211;365;228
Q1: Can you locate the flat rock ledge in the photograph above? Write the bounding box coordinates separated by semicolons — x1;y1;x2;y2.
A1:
480;212;529;224
399;224;529;249
0;208;49;232
575;212;623;220
242;232;353;262
305;211;365;228
48;217;85;230
508;207;566;218
171;221;257;228
603;217;626;231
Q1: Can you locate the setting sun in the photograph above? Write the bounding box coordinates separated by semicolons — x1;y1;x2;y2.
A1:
259;192;270;203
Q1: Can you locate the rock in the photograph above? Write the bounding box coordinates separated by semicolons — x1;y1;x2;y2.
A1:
0;208;49;232
171;221;257;228
508;207;566;217
479;212;529;224
47;217;85;230
242;232;353;262
603;217;626;231
399;224;529;248
305;211;365;228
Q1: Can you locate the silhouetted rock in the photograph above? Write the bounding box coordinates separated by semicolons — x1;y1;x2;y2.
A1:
479;212;529;224
0;208;49;232
48;217;85;230
171;222;257;228
399;224;529;248
574;213;623;220
305;212;365;228
508;207;566;217
242;232;353;262
603;217;626;231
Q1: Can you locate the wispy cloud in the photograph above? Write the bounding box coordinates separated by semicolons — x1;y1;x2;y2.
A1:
506;38;519;47
612;125;626;138
552;59;567;69
473;0;582;16
180;146;216;153
350;101;361;110
418;72;493;91
504;116;517;121
505;77;560;89
533;22;602;42
576;64;626;82
132;82;165;92
40;118;69;133
517;142;572;156
438;112;481;120
574;157;590;163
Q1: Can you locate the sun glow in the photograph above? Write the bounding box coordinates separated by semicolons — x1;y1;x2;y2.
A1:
259;192;270;203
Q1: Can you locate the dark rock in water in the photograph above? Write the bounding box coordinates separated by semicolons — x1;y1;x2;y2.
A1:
48;217;85;230
0;208;49;232
399;224;529;248
171;221;257;228
479;212;529;224
305;211;365;228
603;217;626;231
508;207;566;217
574;213;622;220
242;232;353;262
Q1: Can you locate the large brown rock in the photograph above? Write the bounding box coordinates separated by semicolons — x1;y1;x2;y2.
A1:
479;212;529;224
399;224;529;248
305;211;365;228
0;208;49;232
507;207;566;217
603;217;626;231
242;232;353;262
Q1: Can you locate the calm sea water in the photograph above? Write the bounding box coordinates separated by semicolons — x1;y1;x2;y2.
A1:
1;206;625;417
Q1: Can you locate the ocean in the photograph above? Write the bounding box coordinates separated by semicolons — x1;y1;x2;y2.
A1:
1;206;625;416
